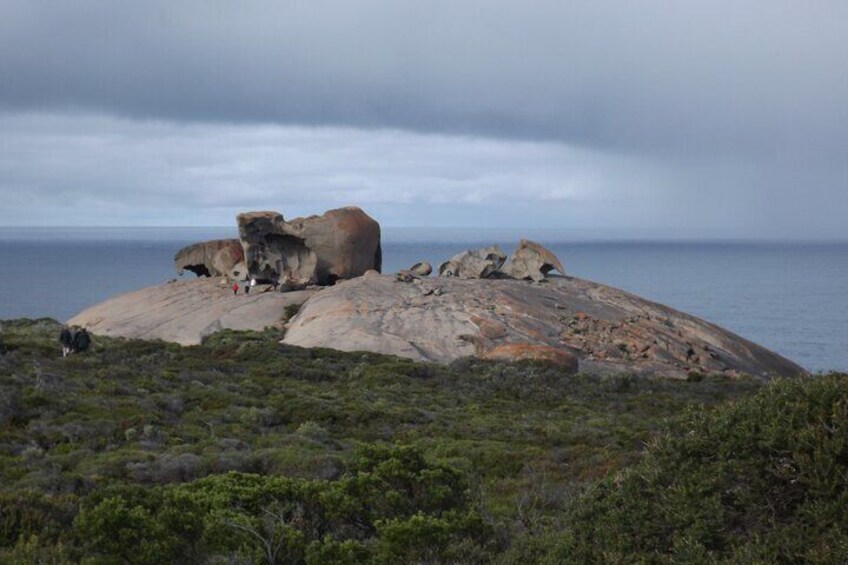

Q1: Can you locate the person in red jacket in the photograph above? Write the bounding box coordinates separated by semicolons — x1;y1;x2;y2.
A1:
232;282;239;296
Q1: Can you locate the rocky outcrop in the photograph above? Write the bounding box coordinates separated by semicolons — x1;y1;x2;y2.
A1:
174;207;381;289
439;246;507;279
481;343;579;371
237;207;381;288
174;239;245;279
283;274;805;378
437;240;564;281
505;239;565;281
68;278;316;346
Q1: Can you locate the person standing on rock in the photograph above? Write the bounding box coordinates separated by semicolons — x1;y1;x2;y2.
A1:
232;282;239;296
59;327;73;357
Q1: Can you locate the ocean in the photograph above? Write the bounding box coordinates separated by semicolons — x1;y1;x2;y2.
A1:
0;227;846;372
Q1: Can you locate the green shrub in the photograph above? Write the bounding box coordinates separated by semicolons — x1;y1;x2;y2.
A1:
551;374;848;563
71;444;491;563
2;318;814;562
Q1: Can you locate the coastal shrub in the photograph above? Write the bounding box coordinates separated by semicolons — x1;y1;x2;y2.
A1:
74;444;492;563
283;303;301;322
549;373;848;563
0;319;790;561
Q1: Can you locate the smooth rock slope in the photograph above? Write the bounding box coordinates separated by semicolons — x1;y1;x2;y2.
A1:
68;274;805;378
283;274;804;378
68;278;315;345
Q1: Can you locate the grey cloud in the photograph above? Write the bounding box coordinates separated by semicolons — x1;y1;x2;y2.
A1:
0;2;846;237
2;113;843;237
0;113;666;228
2;1;847;159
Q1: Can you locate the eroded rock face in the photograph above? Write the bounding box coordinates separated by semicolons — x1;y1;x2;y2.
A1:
283;274;806;378
237;212;318;286
238;207;381;288
439;246;506;279
505;239;565;281
174;239;244;278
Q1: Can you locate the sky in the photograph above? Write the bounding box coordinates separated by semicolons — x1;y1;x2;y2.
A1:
1;1;846;237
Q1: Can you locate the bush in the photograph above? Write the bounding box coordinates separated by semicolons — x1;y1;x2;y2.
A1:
550;374;848;563
73;444;493;563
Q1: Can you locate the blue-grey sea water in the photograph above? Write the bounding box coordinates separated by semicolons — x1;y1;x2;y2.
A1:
0;227;846;372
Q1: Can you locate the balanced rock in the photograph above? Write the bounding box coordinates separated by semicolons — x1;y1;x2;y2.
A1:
439;246;506;279
237;212;317;286
174;239;245;279
505;239;565;281
238;207;381;288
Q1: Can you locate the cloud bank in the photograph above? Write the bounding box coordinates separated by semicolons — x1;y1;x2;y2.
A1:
0;1;845;236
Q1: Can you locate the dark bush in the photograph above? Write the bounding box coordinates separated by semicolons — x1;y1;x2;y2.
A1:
551;374;848;563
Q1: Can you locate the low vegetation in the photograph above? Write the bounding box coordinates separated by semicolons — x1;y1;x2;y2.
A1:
0;319;844;563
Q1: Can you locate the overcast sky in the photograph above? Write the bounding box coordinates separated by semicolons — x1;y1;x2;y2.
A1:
1;1;846;237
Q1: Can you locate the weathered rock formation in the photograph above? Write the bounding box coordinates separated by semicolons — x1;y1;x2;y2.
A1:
174;207;382;289
437;240;564;282
439;246;507;279
68;278;316;346
505;239;566;281
283;274;805;378
237;212;316;285
237;207;381;287
174;239;245;279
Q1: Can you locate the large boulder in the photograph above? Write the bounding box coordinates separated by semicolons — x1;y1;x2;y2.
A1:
237;207;381;288
505;239;565;281
174;239;245;278
237;212;318;286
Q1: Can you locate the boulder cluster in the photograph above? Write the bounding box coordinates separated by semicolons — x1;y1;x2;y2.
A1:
175;207;381;290
400;239;565;282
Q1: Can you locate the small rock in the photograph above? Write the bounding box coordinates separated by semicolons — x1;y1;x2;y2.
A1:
395;270;418;283
410;261;433;276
